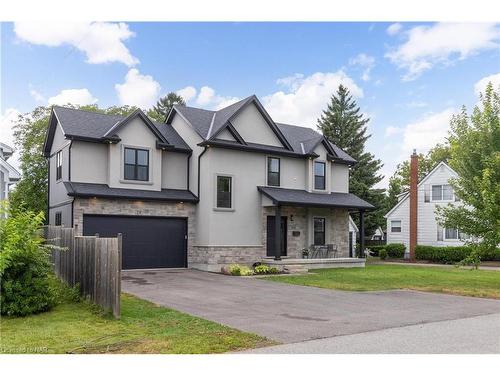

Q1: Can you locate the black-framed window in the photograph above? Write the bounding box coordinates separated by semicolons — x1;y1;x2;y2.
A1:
267;157;280;187
55;212;62;226
216;175;232;209
313;218;326;245
56;150;62;181
314;161;326;190
124;147;149;181
391;220;402;233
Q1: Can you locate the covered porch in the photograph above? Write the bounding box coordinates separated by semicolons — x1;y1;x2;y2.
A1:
258;186;374;271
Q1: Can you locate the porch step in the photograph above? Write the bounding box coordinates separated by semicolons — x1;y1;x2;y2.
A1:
283;265;308;274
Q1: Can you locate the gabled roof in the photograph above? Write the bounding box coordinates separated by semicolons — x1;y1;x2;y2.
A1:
167;96;356;164
43;106;191;156
0;157;21;182
384;161;457;218
0;142;15;160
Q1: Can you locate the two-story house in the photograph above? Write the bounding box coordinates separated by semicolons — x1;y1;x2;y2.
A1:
385;158;467;257
1;142;21;203
43;95;373;271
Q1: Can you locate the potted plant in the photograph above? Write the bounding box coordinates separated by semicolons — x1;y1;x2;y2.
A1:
302;248;309;259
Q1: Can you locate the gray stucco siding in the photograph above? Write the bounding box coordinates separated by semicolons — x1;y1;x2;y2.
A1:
48;123;71;208
161;152;188;190
48;201;73;227
71;141;108;184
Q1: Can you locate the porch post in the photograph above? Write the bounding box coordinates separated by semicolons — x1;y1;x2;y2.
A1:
274;204;282;261
359;210;365;258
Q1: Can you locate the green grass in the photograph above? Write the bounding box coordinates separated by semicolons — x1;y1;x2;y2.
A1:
266;264;500;299
0;291;272;354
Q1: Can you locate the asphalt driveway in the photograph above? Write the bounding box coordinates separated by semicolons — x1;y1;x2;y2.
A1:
122;269;500;344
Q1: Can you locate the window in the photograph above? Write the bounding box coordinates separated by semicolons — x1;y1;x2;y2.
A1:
314;161;326;190
124;148;149;181
391;220;402;233
56;151;62;181
55;212;62;226
313;218;326;245
432;184;453;201
267;157;280;187
216;175;232;209
443;228;470;241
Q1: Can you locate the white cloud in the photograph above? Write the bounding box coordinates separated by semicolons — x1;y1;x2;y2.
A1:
0;108;22;170
262;71;363;128
386;23;500;81
385;126;404;136
14;22;138;66
406;100;428;108
349;53;375;81
400;108;455;157
176;86;197;103
29;86;45;103
48;88;98;106
474;72;500;96
195;86;240;110
386;23;402;36
115;69;161;108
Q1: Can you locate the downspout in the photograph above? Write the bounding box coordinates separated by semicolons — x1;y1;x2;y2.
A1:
197;146;208;199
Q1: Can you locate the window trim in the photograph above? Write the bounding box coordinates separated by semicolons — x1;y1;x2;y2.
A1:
313;160;326;191
431;184;454;202
55;150;62;181
313;217;326;245
390;220;402;233
123;147;150;182
267;156;280;187
214;174;234;211
442;227;469;241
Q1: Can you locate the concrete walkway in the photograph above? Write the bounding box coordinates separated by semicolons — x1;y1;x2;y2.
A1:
244;312;500;354
122;269;500;344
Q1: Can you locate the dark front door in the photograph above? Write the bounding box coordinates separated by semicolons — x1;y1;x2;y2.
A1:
83;214;187;269
349;231;354;257
266;216;287;257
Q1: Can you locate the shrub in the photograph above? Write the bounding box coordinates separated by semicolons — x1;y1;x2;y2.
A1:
228;264;254;276
379;249;387;260
367;245;385;257
456;249;481;270
385;243;406;258
0;205;56;316
415;245;473;264
254;264;280;275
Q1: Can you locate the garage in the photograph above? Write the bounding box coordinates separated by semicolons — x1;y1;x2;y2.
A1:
83;214;187;269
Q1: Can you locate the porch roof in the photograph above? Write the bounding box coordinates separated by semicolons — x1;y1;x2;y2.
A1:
257;186;374;210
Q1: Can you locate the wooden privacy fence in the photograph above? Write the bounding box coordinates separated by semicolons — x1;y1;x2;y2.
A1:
44;226;122;318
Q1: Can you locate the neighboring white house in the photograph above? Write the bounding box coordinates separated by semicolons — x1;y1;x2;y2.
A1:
348;215;358;257
0;142;21;201
370;226;386;241
385;161;468;255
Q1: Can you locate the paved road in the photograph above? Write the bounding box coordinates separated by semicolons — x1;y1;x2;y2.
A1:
122;269;500;344
244;313;500;353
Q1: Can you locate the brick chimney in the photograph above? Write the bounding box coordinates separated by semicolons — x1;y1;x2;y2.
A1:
409;149;418;262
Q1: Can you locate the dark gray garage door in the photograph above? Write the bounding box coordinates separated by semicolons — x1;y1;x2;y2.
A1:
83;215;187;269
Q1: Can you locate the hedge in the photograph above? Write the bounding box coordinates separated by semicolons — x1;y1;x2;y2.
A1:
415;245;472;264
385;243;406;258
367;245;385;257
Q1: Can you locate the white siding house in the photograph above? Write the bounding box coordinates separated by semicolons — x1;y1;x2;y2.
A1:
0;142;21;202
385;162;467;255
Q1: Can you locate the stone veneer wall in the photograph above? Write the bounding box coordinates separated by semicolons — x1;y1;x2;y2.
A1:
329;208;349;257
190;246;266;272
72;197;196;262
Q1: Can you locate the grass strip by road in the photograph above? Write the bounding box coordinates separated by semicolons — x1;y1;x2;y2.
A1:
1;292;272;354
266;264;500;299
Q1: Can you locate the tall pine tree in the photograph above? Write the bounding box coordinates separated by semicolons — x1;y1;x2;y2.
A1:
149;92;186;122
317;85;385;235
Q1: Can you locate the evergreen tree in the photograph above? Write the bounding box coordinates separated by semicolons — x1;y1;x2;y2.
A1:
151;92;185;122
317;85;384;235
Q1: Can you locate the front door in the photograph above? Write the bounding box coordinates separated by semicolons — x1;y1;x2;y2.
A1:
266;216;287;257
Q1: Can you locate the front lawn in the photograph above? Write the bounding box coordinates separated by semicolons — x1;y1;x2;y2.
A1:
266;264;500;299
0;293;272;354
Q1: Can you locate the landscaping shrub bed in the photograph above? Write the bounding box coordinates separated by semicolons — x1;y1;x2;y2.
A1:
221;263;280;276
385;243;406;258
415;245;473;264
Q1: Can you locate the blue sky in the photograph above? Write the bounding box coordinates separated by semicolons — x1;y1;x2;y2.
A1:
1;22;499;187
